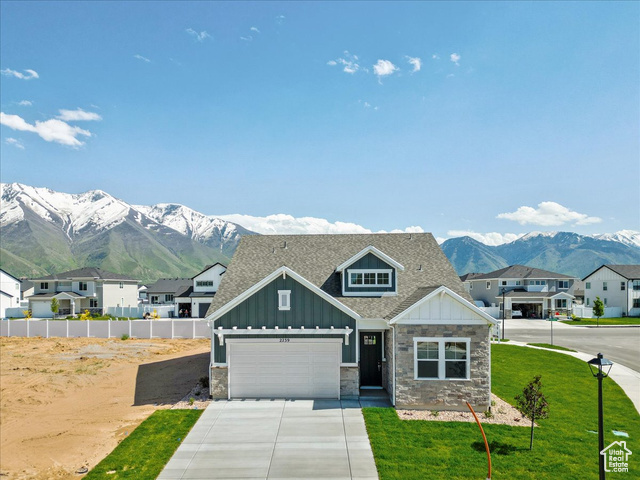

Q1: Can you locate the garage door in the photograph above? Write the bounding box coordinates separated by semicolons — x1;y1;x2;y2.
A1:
227;339;341;399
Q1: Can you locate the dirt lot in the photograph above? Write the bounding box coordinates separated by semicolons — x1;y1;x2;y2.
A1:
0;336;210;480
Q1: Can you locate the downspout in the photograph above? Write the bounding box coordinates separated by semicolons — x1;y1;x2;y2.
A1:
391;325;396;406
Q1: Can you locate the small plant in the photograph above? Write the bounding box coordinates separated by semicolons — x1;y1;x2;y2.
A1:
79;309;91;320
50;298;59;318
431;410;439;417
188;397;195;406
483;409;493;418
199;376;209;389
515;375;550;450
120;333;130;340
491;400;496;407
152;309;159;319
23;309;32;319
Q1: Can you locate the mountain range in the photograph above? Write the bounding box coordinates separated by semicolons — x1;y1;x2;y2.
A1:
1;183;638;282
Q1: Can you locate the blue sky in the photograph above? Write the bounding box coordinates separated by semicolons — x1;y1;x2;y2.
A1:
1;1;638;242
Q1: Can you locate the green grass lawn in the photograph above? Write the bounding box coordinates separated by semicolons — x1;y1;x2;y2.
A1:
527;343;577;352
364;344;639;479
84;409;202;480
562;317;640;326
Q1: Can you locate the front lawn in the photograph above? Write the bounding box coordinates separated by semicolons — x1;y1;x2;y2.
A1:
84;409;202;480
562;317;640;326
364;344;639;479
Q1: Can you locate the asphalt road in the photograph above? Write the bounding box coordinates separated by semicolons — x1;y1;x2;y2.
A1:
502;319;640;372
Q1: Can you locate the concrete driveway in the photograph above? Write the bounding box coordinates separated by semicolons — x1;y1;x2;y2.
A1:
158;399;380;479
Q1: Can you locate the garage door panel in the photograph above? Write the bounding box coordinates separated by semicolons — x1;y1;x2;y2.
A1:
228;340;341;399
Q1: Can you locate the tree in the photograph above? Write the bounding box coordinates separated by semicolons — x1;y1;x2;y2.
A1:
593;297;604;327
515;375;549;450
50;298;59;318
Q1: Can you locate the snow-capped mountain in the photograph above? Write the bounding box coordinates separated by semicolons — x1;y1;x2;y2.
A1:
591;230;640;249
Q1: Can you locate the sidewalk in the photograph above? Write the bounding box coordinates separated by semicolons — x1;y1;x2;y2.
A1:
499;340;640;415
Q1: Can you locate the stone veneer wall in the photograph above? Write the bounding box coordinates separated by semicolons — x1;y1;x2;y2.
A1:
210;366;228;399
394;324;491;410
340;366;359;398
383;330;393;394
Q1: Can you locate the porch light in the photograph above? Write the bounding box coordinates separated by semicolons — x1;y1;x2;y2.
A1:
587;353;613;480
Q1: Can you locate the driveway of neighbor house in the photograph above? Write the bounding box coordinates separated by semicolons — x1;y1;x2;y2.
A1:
158;399;382;480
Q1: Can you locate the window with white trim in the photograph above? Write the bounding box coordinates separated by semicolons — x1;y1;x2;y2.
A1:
414;338;470;380
79;281;88;291
586;297;590;306
119;282;124;289
348;269;392;288
196;280;214;287
633;298;640;308
486;281;491;289
558;281;569;289
89;299;98;308
604;298;607;306
620;282;625;291
633;280;640;291
586;282;591;289
40;282;49;290
165;294;174;302
278;290;291;311
555;299;567;308
603;282;608;291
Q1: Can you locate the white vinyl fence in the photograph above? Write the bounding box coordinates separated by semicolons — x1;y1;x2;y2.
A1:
571;306;622;319
0;319;211;339
479;306;501;319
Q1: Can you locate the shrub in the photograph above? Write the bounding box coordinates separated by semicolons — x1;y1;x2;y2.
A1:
120;334;130;341
199;376;209;389
188;397;195;406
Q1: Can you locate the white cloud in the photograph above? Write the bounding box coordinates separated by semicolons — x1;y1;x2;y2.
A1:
57;108;102;122
240;35;253;42
0;112;91;147
18;100;33;106
406;56;421;72
250;26;260;33
432;54;440;60
373;59;398;78
497;202;602;226
186;28;211;42
5;137;25;149
446;230;524;246
216;213;422;236
1;68;39;80
134;54;151;63
450;53;461;66
328;51;362;74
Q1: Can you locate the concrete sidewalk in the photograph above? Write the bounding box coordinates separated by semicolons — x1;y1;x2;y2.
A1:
158;399;381;479
500;340;640;415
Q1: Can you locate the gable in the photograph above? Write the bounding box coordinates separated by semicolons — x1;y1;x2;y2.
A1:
342;252;397;295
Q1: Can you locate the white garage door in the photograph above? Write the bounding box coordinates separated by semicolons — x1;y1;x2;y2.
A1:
227;339;342;399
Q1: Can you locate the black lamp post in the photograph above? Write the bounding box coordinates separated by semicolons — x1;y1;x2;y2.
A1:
501;288;506;341
587;353;613;480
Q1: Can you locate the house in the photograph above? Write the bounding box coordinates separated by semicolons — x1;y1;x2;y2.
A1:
205;234;497;409
0;269;22;318
582;265;640;317
462;265;579;319
146;263;227;317
27;267;139;317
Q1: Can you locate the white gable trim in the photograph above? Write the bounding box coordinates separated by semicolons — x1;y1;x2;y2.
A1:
192;262;227;280
335;245;405;273
388;286;498;325
206;266;362;323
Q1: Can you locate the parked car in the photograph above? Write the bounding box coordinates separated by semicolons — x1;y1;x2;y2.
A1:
512;310;523;318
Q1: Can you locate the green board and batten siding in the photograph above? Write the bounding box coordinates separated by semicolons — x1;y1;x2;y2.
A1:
213;275;357;364
343;252;396;294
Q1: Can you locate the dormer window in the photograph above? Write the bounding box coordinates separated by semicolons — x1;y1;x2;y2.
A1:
349;270;392;288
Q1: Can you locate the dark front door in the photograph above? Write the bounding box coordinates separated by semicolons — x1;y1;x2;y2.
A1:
360;332;382;387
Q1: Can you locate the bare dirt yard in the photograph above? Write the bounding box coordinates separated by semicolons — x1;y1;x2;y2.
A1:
0;336;210;480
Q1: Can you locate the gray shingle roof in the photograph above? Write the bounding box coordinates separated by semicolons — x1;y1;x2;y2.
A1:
472;265;574;281
208;233;470;319
588;265;640;280
460;273;484;282
32;267;137;282
146;278;192;295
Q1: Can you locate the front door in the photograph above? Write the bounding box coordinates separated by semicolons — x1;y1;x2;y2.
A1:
359;332;382;387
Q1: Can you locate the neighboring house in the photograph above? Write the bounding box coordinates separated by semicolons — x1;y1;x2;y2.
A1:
463;265;579;319
147;263;227;318
20;279;34;302
0;269;22;317
582;265;640;316
27;268;138;317
206;234;497;409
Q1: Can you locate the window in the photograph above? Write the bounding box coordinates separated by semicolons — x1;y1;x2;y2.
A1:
633;281;640;291
40;282;49;290
633;299;640;309
151;295;159;304
603;282;608;291
586;282;591;289
79;282;88;291
501;281;507;286
586;298;590;306
348;269;392;288
278;290;291;311
165;294;174;302
621;282;626;291
414;338;470;380
555;299;567;308
516;281;521;286
486;281;491;289
89;299;98;308
119;282;124;289
196;280;214;287
604;298;607;306
558;281;569;289
469;283;473;289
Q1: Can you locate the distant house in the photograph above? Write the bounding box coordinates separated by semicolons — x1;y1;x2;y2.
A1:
27;268;139;317
463;265;579;319
582;265;640;317
146;263;227;318
0;269;22;318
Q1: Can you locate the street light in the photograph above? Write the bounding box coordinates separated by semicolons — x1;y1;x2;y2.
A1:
587;353;613;480
501;288;506;341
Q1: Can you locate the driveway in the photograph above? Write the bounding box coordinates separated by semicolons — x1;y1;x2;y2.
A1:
503;318;640;372
158;399;382;479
